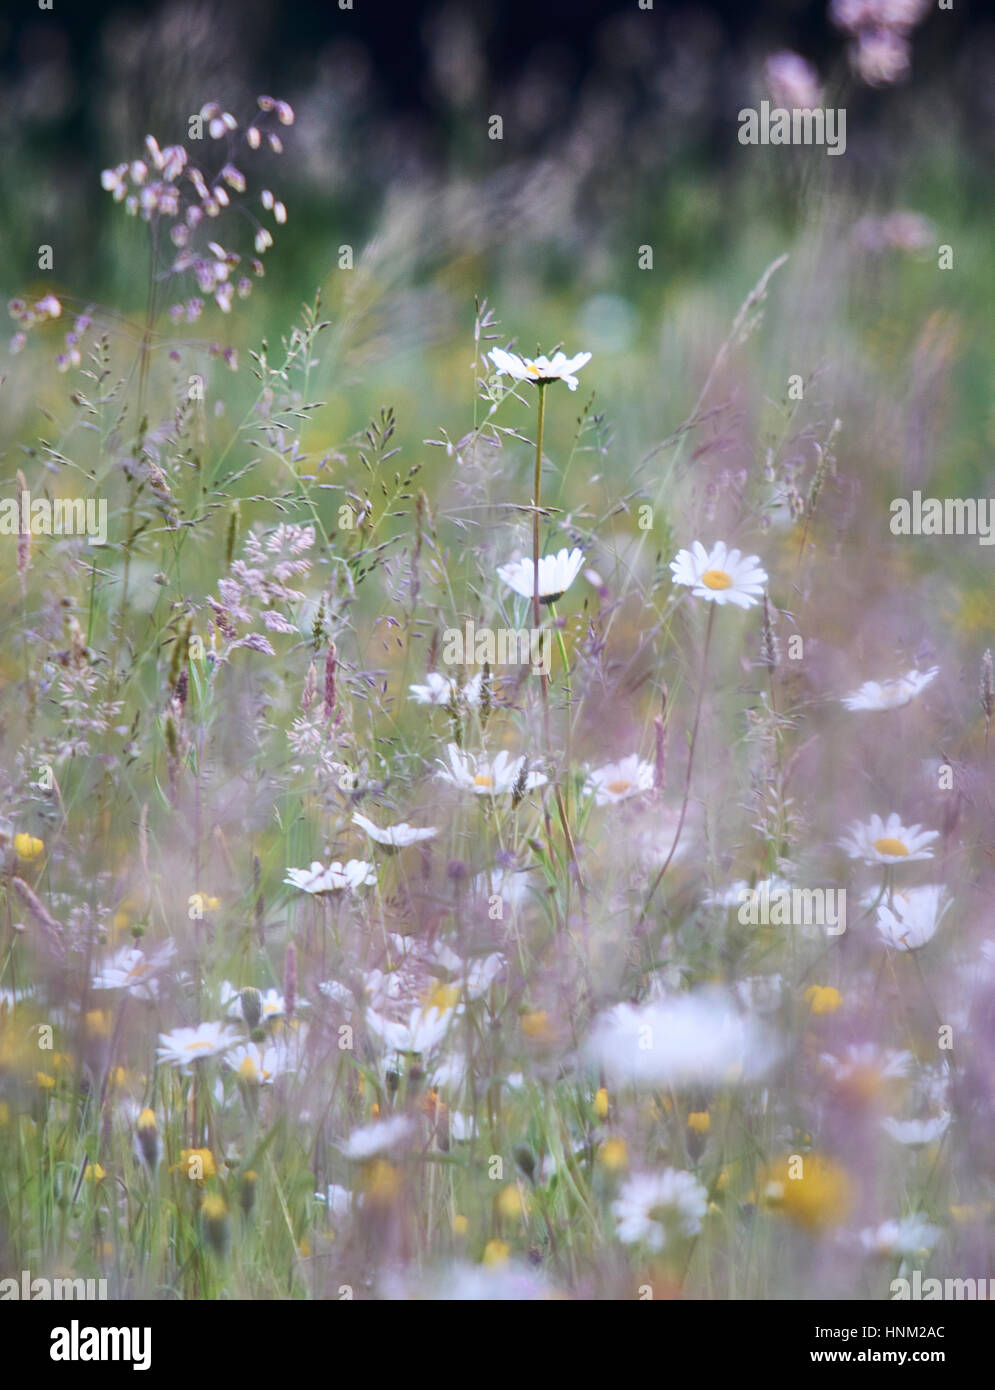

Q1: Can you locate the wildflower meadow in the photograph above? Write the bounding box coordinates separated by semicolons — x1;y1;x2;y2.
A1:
1;0;994;1336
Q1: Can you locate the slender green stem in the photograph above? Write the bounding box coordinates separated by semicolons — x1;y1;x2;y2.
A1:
529;383;583;893
532;383;547;631
637;602;717;929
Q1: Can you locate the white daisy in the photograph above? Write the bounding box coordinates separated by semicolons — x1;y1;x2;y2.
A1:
586;989;780;1089
488;346;592;392
364;1005;456;1057
435;743;547;796
882;1113;950;1147
613;1169;708;1250
431;943;506;1000
91;942;176;1000
876;885;950;951
585;755;654;806
351;812;438;848
284;859;377;893
669;540;768;609
472;866;537;915
319;964;406;1013
839;813;939;865
227;1042;282;1085
341;1114;414;1159
156;1021;240;1070
259;987;289;1020
858;1216;942;1257
408;671;482;706
820;1044;915;1087
842;667;939;711
497;547;585;604
221;983;291;1024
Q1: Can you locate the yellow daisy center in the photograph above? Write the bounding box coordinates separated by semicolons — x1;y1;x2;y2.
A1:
525;363;541;376
185;1040;213;1052
873;837;909;857
606;779;633;795
701;568;733;590
424;981;461;1012
473;774;492;787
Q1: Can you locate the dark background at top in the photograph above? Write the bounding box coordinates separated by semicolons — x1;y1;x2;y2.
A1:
0;0;972;132
0;0;989;305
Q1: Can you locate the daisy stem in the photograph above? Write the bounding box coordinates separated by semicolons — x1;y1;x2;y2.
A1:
637;602;717;930
548;601;572;709
857;871;890;924
528;383;583;893
532;383;547;633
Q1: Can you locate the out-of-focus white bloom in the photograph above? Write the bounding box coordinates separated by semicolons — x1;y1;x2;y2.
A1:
226;1040;297;1084
0;985;34;1009
841;667;938;711
820;1044;914;1087
613;1169;708;1250
584;755;654;806
882;1113;950;1147
91;942;176;1000
876;885;950;951
488;346;592;392
435;743;547;796
839;813;938;865
320;964;406;1013
586;989;779;1089
670;541;768;609
497;547;585;603
315;1184;353;1218
381;1260;555;1300
365;1005;456;1056
260;987;287;1020
342;1114;414;1159
408;671;482;706
706;876;793;909
859;1216;942;1256
431;943;506;999
221;983;290;1022
448;1111;477;1142
351;812;438;848
472;866;537;914
764;51;822;109
156;1021;240;1070
284;859;377;893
